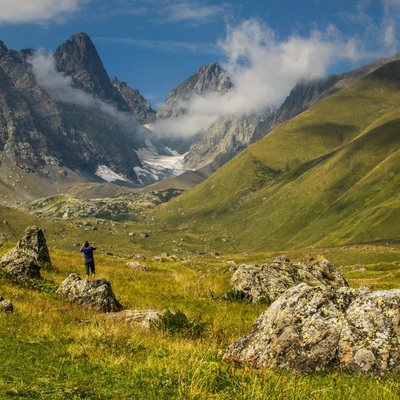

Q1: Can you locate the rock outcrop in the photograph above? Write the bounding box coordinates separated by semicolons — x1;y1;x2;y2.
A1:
56;273;122;312
0;296;13;313
106;309;164;329
229;256;348;303
224;284;400;375
14;225;51;266
0;225;50;282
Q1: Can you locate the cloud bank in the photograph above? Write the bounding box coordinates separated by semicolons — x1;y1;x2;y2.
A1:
28;51;141;131
0;0;87;23
154;19;359;138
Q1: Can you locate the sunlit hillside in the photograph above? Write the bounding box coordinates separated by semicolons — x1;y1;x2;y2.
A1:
155;61;400;252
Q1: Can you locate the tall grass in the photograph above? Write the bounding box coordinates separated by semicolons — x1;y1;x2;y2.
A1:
1;243;400;399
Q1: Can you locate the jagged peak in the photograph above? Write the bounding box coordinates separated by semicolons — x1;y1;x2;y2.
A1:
0;40;8;57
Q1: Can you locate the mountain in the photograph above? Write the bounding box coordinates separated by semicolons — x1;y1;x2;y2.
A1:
157;63;232;120
0;32;167;205
156;60;400;251
157;53;400;173
111;78;156;124
154;61;278;171
2;31;400;208
54;32;126;108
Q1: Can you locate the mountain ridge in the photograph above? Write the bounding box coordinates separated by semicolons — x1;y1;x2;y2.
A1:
155;60;400;251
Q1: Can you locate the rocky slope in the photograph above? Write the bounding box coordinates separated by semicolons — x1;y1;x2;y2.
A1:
0;32;165;206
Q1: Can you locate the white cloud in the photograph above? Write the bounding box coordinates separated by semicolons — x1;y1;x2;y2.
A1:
29;51;95;106
28;51;141;130
160;1;230;24
154;19;359;138
381;0;400;51
94;36;219;55
0;0;88;23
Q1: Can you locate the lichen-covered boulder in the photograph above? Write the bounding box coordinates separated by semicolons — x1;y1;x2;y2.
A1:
56;273;122;312
224;284;400;375
339;289;400;374
126;261;151;272
0;250;42;282
224;284;344;372
229;256;348;303
15;225;51;267
0;226;51;283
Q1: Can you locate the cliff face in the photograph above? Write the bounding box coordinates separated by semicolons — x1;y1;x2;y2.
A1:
111;78;156;124
156;63;232;120
54;32;124;106
0;32;159;199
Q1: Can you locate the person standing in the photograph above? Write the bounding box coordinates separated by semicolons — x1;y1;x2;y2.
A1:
80;241;97;280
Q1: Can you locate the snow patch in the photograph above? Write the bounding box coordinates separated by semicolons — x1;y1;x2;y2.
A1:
96;165;127;182
134;144;191;185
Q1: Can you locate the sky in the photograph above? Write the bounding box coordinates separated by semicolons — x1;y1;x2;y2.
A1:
0;0;400;137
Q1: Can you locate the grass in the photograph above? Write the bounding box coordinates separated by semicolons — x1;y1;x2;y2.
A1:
2;62;400;398
152;66;400;253
1;237;400;399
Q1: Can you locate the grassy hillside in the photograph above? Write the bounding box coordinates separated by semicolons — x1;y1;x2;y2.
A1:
155;61;400;252
1;222;400;398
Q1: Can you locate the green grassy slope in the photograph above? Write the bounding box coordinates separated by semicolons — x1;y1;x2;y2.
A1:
156;61;400;251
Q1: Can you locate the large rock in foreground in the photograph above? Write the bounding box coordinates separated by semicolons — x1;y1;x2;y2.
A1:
223;284;400;375
56;273;122;312
230;256;348;303
0;226;50;282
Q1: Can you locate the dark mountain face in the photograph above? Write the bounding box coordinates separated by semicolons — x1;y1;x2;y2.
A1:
111;78;156;124
2;30;400;207
54;32;123;107
0;33;157;196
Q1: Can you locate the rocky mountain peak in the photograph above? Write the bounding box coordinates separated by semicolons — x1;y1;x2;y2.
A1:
54;32;120;104
157;62;232;119
0;40;8;57
191;62;233;94
111;78;156;124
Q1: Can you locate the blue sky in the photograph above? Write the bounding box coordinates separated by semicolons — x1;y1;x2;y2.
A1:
0;0;398;112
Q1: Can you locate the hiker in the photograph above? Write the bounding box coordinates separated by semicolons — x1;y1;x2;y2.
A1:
80;241;97;280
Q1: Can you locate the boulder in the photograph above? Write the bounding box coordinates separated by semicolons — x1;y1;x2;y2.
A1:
223;284;400;375
224;284;344;372
0;226;51;283
15;225;51;267
229;256;348;303
56;273;122;312
338;289;400;374
126;261;151;271
106;309;164;329
0;296;13;313
0;252;41;281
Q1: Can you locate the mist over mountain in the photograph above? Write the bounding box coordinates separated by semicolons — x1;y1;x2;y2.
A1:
157;59;400;250
1;31;400;207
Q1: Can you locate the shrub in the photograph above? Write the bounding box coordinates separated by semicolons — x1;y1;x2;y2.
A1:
223;289;252;303
154;310;208;339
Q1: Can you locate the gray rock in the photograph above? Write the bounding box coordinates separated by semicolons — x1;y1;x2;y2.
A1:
0;225;49;282
126;261;151;271
224;284;343;372
338;289;400;374
224;284;400;375
229;256;348;303
15;225;51;267
56;273;122;312
106;309;163;329
0;296;13;313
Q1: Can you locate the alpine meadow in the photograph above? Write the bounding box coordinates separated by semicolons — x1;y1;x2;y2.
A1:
1;32;400;400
